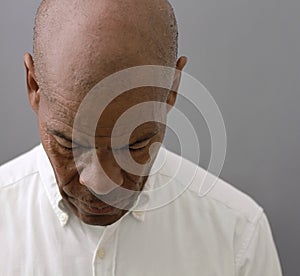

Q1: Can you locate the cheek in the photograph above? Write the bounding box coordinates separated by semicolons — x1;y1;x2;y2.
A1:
137;138;163;162
130;150;151;165
125;143;163;186
40;130;78;185
130;134;164;165
123;172;146;192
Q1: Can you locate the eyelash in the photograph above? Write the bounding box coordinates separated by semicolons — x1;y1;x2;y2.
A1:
59;144;75;152
57;141;82;152
129;145;147;152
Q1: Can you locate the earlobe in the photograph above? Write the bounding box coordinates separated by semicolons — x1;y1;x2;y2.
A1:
24;53;40;113
166;91;177;112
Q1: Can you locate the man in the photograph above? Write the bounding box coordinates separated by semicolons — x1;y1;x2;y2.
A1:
0;0;282;275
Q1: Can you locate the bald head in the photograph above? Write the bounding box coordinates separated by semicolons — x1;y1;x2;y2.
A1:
23;0;187;226
33;0;179;93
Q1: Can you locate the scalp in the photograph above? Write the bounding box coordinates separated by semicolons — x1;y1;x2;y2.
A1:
33;0;179;94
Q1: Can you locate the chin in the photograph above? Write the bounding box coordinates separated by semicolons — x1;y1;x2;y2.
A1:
79;212;124;226
69;202;126;226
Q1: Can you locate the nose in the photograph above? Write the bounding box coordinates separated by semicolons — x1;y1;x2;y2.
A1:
78;150;124;195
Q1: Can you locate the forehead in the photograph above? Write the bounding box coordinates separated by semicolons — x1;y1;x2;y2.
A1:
40;86;167;139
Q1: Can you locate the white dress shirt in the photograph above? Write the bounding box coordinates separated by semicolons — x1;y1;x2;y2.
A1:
0;144;282;276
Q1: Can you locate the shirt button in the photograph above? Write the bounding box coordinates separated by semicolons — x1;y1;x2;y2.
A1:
59;213;68;223
97;248;106;259
134;211;144;217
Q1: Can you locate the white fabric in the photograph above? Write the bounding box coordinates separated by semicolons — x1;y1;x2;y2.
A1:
0;144;282;276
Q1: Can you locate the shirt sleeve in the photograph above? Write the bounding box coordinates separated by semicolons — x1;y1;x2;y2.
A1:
235;212;283;276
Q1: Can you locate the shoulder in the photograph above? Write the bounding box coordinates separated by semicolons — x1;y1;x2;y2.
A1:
159;148;264;224
0;145;41;189
158;149;276;268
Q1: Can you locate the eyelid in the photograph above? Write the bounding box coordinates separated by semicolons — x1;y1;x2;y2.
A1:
54;136;81;148
129;138;151;149
128;131;159;149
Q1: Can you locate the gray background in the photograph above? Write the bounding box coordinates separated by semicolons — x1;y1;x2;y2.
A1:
1;0;299;275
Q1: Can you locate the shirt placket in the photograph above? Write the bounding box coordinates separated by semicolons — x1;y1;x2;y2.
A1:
91;180;152;275
92;222;120;276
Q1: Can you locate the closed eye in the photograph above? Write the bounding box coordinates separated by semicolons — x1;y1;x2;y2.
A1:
129;139;151;151
53;135;81;150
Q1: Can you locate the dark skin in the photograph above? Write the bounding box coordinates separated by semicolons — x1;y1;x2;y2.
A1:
24;0;187;226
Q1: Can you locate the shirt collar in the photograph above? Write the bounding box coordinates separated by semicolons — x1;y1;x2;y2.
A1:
37;144;68;227
36;144;164;226
129;146;168;221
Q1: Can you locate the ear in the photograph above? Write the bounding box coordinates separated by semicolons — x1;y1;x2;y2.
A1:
24;52;40;114
166;56;188;112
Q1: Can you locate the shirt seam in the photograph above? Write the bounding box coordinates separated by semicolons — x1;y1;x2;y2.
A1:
157;170;263;224
0;171;39;190
234;210;265;270
38;170;67;226
202;194;263;224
